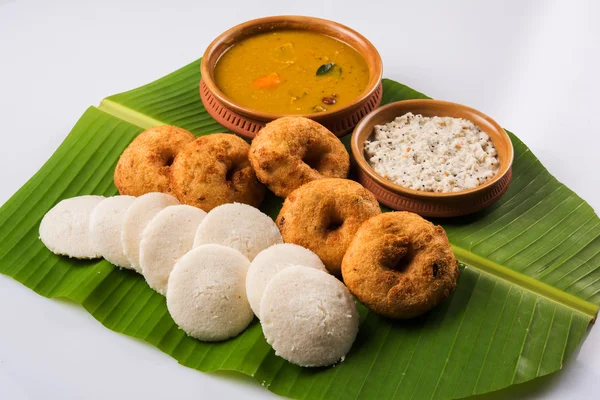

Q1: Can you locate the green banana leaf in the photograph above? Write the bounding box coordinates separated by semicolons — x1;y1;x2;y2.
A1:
0;58;598;400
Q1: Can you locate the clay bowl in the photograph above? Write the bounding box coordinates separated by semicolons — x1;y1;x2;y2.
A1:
200;16;383;139
351;100;514;217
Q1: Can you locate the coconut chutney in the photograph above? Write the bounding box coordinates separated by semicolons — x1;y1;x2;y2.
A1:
364;113;499;192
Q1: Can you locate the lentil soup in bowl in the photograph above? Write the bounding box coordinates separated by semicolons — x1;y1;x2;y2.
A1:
200;16;383;138
351;99;514;217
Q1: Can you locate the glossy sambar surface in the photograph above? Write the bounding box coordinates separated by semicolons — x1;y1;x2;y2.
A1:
214;30;369;115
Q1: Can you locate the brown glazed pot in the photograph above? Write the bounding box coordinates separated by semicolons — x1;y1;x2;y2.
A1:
351;100;514;217
200;16;383;139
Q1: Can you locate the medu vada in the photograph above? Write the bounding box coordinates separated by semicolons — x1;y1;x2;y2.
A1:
249;117;350;198
114;125;195;196
341;212;459;319
170;134;265;211
276;178;381;276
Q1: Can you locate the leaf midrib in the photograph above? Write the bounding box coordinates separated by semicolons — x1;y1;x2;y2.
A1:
452;245;598;320
97;99;600;322
98;99;166;128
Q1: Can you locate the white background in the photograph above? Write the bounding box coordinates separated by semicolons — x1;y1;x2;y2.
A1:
1;0;599;399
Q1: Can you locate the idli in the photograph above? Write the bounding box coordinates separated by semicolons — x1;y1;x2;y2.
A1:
246;243;326;317
166;244;254;342
122;192;179;272
89;195;136;268
260;266;359;367
193;203;282;261
140;204;207;295
39;195;105;259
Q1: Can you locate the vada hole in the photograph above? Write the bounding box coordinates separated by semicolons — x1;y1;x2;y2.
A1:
385;247;412;273
302;151;324;171
225;167;237;182
163;153;175;167
391;257;411;273
432;263;439;278
325;214;344;232
327;221;343;231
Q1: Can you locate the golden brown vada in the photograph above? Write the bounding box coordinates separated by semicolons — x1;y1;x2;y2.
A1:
276;178;381;276
170;134;265;211
342;212;459;319
249;117;350;198
114;126;195;196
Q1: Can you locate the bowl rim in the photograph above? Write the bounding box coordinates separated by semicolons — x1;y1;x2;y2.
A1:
200;15;383;121
351;99;515;199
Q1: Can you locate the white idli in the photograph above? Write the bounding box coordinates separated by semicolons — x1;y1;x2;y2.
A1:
39;195;105;259
122;192;179;272
89;195;136;267
193;203;282;261
246;244;326;317
260;266;359;367
166;244;254;342
139;204;207;295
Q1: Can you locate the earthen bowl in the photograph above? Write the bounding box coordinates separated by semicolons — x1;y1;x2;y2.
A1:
200;16;383;139
351;99;514;217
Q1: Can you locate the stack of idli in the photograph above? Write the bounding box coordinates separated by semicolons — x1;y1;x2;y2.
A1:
40;192;182;264
164;203;282;341
140;204;207;295
167;244;254;341
260;266;359;367
40;196;359;366
246;244;359;367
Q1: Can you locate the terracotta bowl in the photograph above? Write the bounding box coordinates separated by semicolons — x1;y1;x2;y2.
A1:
351;100;514;217
200;16;383;139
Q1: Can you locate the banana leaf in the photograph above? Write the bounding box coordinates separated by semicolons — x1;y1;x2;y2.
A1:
0;58;598;400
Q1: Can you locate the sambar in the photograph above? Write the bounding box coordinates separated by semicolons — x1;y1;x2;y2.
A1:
214;30;369;115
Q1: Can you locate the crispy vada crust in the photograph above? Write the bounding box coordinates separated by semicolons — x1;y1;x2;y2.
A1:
170;134;265;211
249;117;350;198
114;126;195;196
276;178;381;276
342;212;459;319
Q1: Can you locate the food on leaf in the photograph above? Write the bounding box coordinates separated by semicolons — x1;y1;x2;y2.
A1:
89;196;136;269
139;205;207;295
170;134;265;212
260;266;359;367
342;212;459;319
121;192;179;272
114;125;195;197
39;195;105;259
167;244;254;342
193;203;282;261
246;243;326;317
276;178;381;276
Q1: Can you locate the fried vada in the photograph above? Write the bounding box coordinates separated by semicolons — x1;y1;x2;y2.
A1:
114;125;195;196
249;117;350;198
276;178;381;276
342;212;459;319
171;134;265;211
